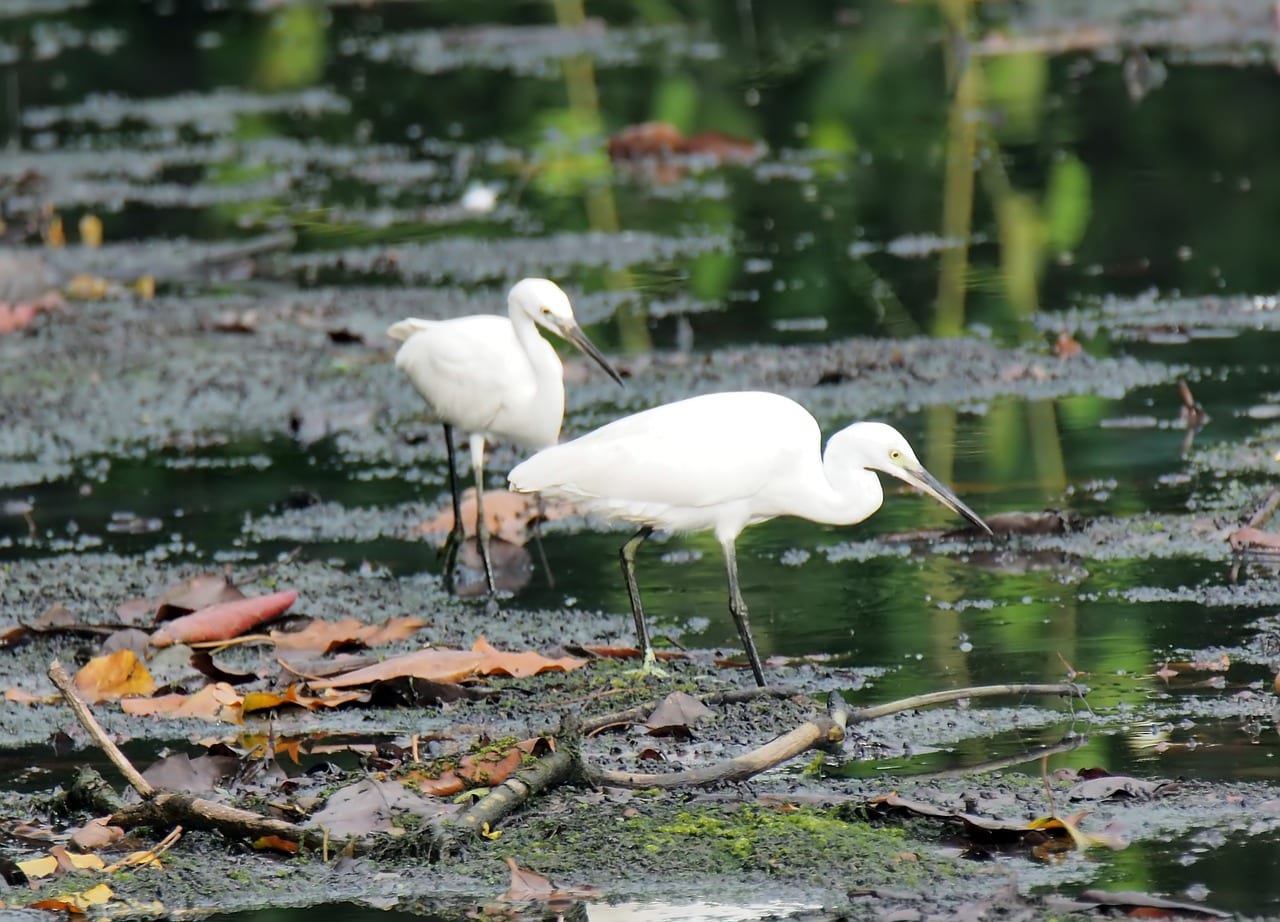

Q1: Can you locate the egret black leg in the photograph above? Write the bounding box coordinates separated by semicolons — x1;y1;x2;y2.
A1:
619;526;655;667
440;424;465;593
722;540;766;686
532;496;555;589
469;433;497;596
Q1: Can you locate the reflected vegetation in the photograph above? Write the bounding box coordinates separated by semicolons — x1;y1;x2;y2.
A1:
3;0;1280;913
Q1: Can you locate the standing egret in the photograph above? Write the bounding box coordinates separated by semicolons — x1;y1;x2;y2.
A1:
388;278;624;594
509;391;991;686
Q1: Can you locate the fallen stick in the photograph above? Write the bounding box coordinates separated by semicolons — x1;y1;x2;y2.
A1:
48;658;332;853
849;682;1087;724
445;748;578;847
109;794;329;852
48;660;154;799
584;692;850;790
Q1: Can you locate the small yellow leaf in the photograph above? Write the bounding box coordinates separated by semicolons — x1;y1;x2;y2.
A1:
135;275;156;299
73;650;157;704
18;851;105;879
78;214;103;248
45;216;65;248
480;822;501;840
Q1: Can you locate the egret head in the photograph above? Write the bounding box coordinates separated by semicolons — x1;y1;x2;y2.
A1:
836;422;991;534
508;278;624;386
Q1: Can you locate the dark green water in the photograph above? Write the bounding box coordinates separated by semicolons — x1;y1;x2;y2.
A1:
3;0;1280;917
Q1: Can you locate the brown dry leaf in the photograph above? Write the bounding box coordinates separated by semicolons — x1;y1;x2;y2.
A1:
304;778;457;838
73;650;157;703
121;682;243;724
270;615;429;652
645;691;713;737
310;636;586;690
307;648;485;689
6;687;58;705
117;572;243;624
471;636;588;678
499;856;600;903
406;740;534;796
501;856;557;901
69;817;124;851
142;752;240;793
1053;330;1083;359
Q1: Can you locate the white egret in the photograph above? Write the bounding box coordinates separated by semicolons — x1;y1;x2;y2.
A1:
388;278;624;594
509;391;991;686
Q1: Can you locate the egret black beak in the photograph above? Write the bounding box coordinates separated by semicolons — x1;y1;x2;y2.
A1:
901;466;992;535
562;322;625;387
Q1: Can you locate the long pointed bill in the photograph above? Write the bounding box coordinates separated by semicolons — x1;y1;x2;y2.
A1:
562;322;625;387
901;467;992;535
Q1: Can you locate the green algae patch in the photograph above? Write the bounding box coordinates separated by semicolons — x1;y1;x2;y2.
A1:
494;800;957;898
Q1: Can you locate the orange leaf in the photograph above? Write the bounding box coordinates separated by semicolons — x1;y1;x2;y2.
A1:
121;682;243;723
253;835;299;854
242;685;365;714
270;615;428;652
73;650;156;704
150;589;298;647
471;636;588;678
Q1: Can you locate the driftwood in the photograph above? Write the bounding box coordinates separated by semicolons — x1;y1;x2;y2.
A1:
50;653;1089;856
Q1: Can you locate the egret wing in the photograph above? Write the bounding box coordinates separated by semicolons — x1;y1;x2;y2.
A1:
394;316;535;432
512;392;818;511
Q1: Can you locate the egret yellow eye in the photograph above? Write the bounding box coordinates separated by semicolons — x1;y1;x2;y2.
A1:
541;306;552;315
889;449;903;463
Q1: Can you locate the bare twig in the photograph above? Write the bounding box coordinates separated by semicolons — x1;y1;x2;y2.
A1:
48;660;155;799
849;683;1087;724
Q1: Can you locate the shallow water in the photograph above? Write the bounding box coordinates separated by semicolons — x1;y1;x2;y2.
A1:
3;0;1280;917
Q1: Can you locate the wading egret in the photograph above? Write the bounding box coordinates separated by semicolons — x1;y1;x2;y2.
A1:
388;278;624;594
509;391;991;685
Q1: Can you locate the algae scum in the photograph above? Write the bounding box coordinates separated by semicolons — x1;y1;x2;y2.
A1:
3;0;1280;918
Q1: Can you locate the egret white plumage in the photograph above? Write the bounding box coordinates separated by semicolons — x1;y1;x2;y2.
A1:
388;278;623;594
509;391;991;685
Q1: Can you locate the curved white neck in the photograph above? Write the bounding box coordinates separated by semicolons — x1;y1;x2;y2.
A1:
779;441;885;527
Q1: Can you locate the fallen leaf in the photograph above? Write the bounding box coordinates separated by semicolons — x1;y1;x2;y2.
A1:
69;817;124;851
19;847;105;879
121;682;243;723
645;691;713;737
29;882;114;913
254;835;299;854
241;685;366;714
269;615;429;652
1053;330;1083;359
142;752;240;793
150;589;298;647
499;856;600;903
6;687;58;704
310;636;586;690
304;778;457;838
120;573;243;624
73;650;156;703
